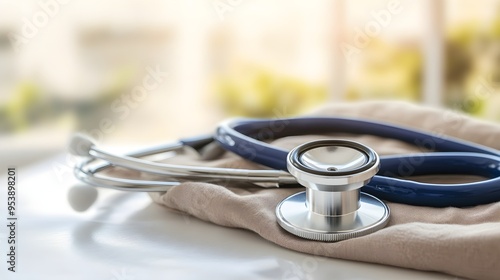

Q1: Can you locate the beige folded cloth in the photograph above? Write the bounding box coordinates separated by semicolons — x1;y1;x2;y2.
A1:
145;101;500;280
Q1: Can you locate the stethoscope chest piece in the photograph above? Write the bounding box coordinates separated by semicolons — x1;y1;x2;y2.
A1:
276;140;390;241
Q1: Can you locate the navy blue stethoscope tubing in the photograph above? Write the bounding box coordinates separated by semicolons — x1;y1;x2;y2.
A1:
211;117;500;207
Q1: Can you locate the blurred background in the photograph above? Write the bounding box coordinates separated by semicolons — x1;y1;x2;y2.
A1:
2;0;500;165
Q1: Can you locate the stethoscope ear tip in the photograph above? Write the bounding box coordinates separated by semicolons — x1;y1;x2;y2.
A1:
69;133;96;157
67;184;98;212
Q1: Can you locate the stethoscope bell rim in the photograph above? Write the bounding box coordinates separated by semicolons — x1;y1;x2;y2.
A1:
276;191;390;242
276;139;390;242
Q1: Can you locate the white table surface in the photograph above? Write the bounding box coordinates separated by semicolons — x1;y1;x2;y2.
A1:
0;153;458;280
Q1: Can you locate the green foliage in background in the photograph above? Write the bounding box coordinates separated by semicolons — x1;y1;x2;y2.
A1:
446;17;500;121
346;40;422;102
1;83;43;132
0;67;136;133
215;67;327;117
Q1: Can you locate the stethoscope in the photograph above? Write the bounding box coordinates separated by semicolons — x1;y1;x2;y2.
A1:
70;117;500;242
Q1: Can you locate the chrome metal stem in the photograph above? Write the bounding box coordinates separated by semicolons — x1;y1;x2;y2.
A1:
306;188;360;216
